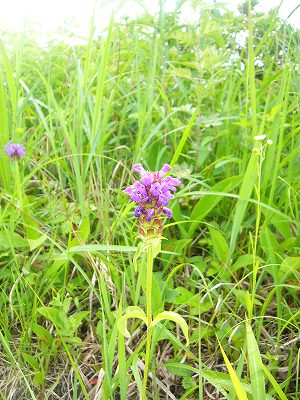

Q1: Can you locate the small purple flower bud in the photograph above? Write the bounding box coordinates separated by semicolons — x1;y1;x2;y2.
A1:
163;207;173;218
164;176;181;186
5;141;26;161
134;207;144;217
165;191;174;200
161;164;171;173
157;163;172;179
145;208;155;221
133;163;145;174
156;195;169;207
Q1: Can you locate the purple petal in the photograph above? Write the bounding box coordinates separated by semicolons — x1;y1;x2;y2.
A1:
150;182;161;197
141;171;154;186
164;176;181;186
133;163;145;174
4;141;26;160
157;195;170;207
133;182;147;196
15;143;25;157
123;186;133;194
134;207;144;217
145;208;155;221
130;192;140;203
163;207;173;218
4;141;13;153
161;164;171;173
157;163;172;178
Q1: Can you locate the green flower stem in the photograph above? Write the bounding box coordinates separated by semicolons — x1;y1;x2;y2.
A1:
142;241;154;400
14;162;23;208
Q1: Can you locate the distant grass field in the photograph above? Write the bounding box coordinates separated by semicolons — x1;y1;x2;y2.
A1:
0;1;299;399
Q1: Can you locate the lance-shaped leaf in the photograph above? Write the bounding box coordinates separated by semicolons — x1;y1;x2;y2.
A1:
246;323;266;400
151;311;189;345
117;306;148;338
147;237;162;258
217;337;248;400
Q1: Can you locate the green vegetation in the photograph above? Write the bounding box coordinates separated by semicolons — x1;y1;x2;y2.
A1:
0;1;299;398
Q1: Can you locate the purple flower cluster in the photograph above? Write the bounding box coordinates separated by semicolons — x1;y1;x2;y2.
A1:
124;163;181;223
4;141;26;161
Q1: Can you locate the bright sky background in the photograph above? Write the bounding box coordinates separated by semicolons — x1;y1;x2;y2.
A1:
0;0;299;37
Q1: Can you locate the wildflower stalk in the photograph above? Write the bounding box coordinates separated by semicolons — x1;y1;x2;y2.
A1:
120;163;189;398
4;140;25;204
250;138;272;322
14;162;23;208
142;241;154;400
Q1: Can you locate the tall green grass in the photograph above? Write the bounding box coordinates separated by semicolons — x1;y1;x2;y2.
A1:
0;1;299;398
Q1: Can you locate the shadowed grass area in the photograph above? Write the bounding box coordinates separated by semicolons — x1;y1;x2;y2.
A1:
0;1;299;399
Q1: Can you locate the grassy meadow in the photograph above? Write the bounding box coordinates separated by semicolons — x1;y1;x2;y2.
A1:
0;1;299;399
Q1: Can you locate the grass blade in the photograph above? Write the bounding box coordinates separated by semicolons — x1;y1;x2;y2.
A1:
217;338;248;400
246;323;266;400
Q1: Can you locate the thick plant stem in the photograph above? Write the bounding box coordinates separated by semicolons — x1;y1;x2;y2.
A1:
142;242;153;400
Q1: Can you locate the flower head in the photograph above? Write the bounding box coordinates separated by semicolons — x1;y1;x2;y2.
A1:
4;141;26;161
123;163;181;238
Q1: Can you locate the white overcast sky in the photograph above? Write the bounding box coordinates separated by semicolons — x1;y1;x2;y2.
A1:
0;0;299;36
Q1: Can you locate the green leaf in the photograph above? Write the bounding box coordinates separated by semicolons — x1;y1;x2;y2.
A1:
246;323;266;400
69;244;138;253
174;287;195;305
33;370;45;387
68;243;176;257
23;353;40;370
117;306;147;338
69;217;90;247
147;237;162;258
170;106;199;167
268;103;282;120
164;360;192;377
151;311;189;345
23;195;41;240
28;234;47;251
260;363;288;400
217;338;248;400
188;176;242;237
37;307;71;332
229;152;258;260
280;257;300;279
208;226;229;263
163;239;192;255
232;254;264;272
0;231;28;250
203;370;275;399
69;311;89;331
234;289;261;310
182;376;197;390
31;323;54;347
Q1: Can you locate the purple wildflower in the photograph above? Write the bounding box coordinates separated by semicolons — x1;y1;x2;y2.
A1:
123;163;181;238
4;141;26;161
